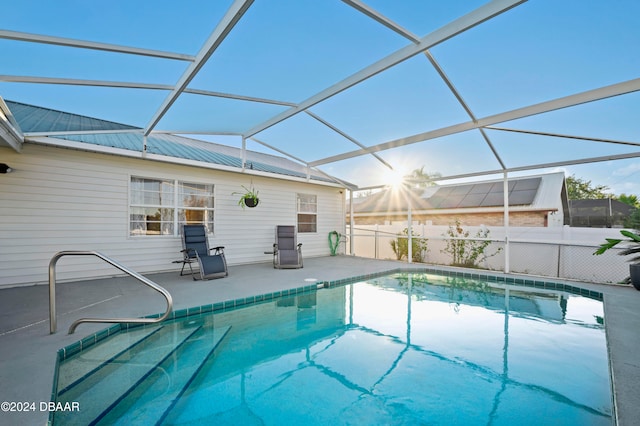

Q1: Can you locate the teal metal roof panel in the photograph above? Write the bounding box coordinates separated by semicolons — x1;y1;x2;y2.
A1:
53;132;334;183
6;100;139;133
8;100;336;184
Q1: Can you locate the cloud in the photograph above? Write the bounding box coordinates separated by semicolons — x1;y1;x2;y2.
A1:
612;162;640;177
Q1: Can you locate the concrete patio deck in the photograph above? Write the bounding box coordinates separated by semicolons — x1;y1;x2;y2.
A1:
0;255;638;425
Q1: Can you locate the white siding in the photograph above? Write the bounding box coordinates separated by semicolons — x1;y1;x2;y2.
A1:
0;144;346;287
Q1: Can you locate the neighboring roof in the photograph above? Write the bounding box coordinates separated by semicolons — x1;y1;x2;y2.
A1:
4;100;342;185
351;172;567;214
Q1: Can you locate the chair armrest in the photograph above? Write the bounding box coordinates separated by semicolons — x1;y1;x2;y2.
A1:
211;246;225;255
181;248;196;259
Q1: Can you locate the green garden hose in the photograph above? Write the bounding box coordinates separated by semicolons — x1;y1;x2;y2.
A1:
328;231;341;256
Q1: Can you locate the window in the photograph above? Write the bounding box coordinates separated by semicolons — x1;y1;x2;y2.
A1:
178;182;214;231
297;193;317;233
130;177;214;236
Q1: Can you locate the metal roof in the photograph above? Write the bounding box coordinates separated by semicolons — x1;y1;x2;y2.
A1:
5;100;139;133
7;100;338;184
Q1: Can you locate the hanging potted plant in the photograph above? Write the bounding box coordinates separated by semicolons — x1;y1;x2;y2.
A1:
594;229;640;290
233;184;260;209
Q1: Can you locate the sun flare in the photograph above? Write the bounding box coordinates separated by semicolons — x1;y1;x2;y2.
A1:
383;168;406;188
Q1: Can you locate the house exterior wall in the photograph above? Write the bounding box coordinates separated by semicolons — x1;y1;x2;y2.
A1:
0;144;346;288
350;211;549;227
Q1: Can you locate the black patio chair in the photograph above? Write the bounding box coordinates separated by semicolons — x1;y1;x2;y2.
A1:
180;224;228;280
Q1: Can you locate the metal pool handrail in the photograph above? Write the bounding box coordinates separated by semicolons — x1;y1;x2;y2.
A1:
49;251;174;334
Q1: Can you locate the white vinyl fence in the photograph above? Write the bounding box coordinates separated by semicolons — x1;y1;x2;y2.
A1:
345;224;631;285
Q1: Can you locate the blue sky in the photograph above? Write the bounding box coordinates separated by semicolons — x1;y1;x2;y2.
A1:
1;0;639;195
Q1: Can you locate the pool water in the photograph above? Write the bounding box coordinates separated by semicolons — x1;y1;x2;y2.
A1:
52;272;612;425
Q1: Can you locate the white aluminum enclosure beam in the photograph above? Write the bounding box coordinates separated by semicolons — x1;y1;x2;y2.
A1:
486;126;640;148
250;137;309;165
357;149;640;192
244;0;528;139
250;136;357;189
304;111;394;170
184;88;297;107
0;75;294;107
344;0;507;171
423;51;507;170
0;30;195;61
0;75;174;90
143;0;254;136
310;77;640;167
341;0;421;43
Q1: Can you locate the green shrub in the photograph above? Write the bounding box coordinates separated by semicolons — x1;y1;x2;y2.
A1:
390;228;429;262
441;219;501;268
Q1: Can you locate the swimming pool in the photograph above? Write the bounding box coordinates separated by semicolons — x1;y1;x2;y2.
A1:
51;271;612;425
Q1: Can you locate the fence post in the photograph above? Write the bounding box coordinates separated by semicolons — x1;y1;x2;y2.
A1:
375;224;379;259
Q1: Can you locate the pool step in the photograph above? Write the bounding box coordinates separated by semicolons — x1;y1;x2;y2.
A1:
52;321;200;425
94;324;231;425
56;325;164;396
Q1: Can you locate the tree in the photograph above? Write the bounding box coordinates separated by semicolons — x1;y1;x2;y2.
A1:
617;193;640;208
404;166;441;188
566;174;610;200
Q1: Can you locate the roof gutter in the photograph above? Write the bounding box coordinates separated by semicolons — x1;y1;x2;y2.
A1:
24;136;346;189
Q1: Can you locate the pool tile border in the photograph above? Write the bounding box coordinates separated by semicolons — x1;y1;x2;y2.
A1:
55;268;603;362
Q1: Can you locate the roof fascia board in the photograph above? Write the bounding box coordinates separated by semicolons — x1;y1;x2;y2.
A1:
0;30;195;61
310;77;640;166
0;98;24;152
143;0;255;136
24;136;343;188
243;0;527;138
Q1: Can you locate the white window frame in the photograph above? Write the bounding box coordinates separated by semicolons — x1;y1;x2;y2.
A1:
296;193;317;233
129;176;215;237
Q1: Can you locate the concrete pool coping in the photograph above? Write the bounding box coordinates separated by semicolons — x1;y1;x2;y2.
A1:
0;255;638;425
